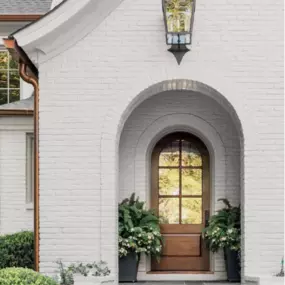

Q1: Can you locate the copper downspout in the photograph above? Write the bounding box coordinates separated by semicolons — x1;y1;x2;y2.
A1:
4;38;39;272
19;62;40;272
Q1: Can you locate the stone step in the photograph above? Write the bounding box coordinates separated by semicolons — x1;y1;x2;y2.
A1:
120;282;240;285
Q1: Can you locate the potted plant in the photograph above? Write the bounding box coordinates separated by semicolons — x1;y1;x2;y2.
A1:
202;199;241;282
55;260;114;285
118;193;163;282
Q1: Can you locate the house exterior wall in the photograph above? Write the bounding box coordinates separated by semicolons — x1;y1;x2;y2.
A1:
0;117;33;234
37;0;283;280
119;90;241;280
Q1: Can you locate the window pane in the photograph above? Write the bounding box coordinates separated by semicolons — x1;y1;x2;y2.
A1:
182;169;202;195
9;71;20;88
0;90;8;105
159;140;179;166
9;55;18;69
159;198;179;224
181;198;202;224
9;89;20;103
159;168;179;195
0;52;8;69
181;140;202;166
0;70;8;88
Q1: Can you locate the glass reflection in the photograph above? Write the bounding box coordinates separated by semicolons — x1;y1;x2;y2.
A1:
182;169;202;195
159;140;179;167
159;169;180;195
181;140;202;166
159;198;179;224
181;198;202;224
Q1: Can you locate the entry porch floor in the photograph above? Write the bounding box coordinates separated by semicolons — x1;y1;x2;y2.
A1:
120;281;240;285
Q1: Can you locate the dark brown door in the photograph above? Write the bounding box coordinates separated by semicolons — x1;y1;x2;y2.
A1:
151;132;210;272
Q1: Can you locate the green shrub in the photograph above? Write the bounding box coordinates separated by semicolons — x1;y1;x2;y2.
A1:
0;231;34;269
0;268;58;285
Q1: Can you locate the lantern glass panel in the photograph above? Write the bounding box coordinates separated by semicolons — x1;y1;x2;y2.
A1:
164;0;194;33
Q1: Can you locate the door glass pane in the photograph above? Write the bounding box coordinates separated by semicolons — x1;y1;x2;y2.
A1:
182;169;202;195
159;168;179;195
159;198;179;224
181;198;202;224
159;140;179;166
181;140;202;166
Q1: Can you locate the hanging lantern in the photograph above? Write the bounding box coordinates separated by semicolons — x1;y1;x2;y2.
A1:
162;0;195;64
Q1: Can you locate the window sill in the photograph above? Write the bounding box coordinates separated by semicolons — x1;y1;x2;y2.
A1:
26;203;34;210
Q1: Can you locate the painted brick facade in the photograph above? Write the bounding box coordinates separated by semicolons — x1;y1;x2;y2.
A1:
0;117;33;234
36;0;283;282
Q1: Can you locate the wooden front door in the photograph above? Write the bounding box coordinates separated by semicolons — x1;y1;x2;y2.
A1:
151;132;210;272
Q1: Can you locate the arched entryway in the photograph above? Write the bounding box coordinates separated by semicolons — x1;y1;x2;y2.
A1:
151;132;210;272
100;79;244;282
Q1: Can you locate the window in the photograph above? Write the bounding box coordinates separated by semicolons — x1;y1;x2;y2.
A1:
0;50;20;105
26;134;34;205
152;132;209;226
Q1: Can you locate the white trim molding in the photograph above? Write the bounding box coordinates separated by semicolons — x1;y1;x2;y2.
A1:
13;0;124;64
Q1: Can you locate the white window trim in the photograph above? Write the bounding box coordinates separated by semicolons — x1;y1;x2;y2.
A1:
26;133;34;210
0;47;21;103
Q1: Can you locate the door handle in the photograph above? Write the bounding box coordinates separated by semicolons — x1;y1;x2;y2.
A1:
205;210;210;227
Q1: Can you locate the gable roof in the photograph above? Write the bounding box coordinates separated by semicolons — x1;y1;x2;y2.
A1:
0;0;52;15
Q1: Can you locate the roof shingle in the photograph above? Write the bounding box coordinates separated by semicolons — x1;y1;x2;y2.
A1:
0;0;52;15
0;96;33;111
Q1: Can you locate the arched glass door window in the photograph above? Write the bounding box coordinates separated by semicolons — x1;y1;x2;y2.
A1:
151;132;210;271
152;132;209;226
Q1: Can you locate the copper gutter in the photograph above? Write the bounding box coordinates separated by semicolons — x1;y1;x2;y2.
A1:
3;38;40;272
0;109;33;116
0;15;42;22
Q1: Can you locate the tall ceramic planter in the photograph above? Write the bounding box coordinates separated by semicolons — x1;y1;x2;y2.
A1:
73;274;115;285
224;248;241;282
119;252;139;282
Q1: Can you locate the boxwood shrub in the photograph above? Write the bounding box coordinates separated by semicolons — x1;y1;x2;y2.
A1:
0;231;34;269
0;268;58;285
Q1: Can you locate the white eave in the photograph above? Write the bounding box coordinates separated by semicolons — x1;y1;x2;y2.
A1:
12;0;123;64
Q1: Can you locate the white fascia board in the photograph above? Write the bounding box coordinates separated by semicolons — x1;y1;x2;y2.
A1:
14;0;89;48
12;0;123;64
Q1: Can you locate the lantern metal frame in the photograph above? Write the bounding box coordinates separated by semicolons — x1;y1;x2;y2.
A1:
162;0;196;64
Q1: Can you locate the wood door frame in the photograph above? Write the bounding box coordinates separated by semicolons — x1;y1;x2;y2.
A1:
150;131;211;272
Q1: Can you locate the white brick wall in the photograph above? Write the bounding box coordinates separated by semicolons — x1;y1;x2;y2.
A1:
0;117;33;234
37;0;283;280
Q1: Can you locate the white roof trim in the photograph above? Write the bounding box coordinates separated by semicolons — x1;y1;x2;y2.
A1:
13;0;123;63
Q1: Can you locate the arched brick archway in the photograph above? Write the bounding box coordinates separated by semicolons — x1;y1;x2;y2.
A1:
99;79;244;281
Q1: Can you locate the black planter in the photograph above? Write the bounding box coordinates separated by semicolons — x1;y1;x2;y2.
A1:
119;252;139;283
224;248;241;282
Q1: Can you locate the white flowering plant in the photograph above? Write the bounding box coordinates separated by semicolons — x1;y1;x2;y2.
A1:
202;199;241;253
119;227;162;258
68;261;110;277
54;260;110;284
119;194;163;259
